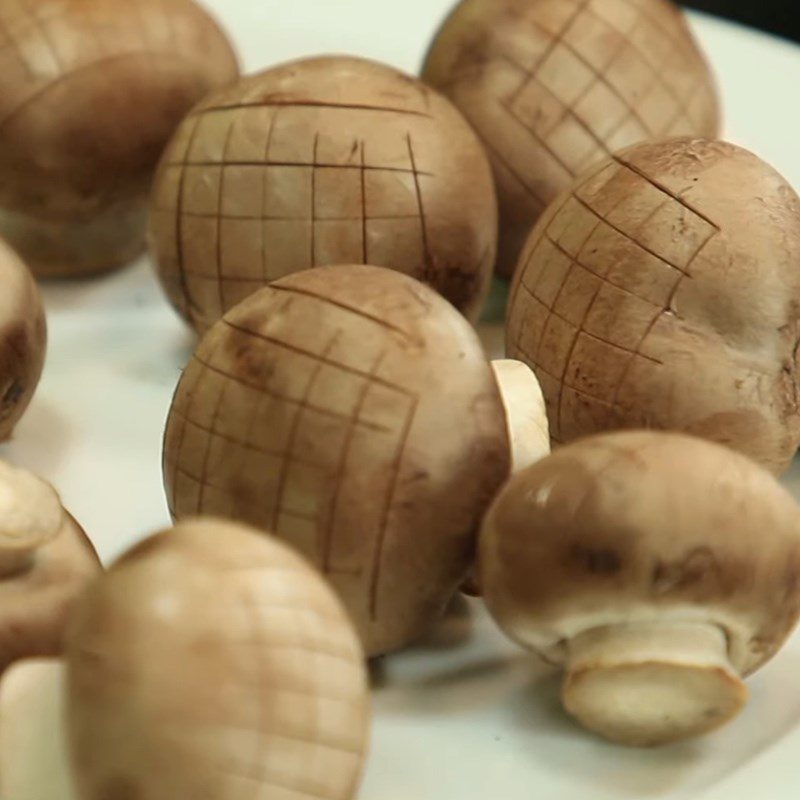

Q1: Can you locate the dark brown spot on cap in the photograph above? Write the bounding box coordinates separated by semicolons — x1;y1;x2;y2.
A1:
568;544;622;575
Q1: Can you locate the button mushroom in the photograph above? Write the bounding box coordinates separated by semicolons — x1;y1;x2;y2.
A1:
163;264;510;655
0;0;239;277
480;430;800;746
0;238;46;440
1;517;370;800
149;55;498;332
0;459;99;674
506;138;800;474
422;0;720;276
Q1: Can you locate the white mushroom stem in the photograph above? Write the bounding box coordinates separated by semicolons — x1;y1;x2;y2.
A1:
0;659;77;800
491;360;550;472
462;360;550;597
0;464;64;578
561;621;747;747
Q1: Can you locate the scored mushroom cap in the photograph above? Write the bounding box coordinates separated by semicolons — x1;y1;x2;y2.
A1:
422;0;720;276
149;54;498;332
480;430;800;746
0;238;46;440
0;0;239;277
163;264;510;656
66;517;370;800
506;138;800;475
0;461;100;674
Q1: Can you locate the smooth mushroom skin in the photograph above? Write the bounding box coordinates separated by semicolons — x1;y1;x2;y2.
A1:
0;238;46;440
163;265;510;655
506;138;800;474
480;430;800;746
422;0;720;277
149;55;498;333
66;518;370;800
0;461;100;675
0;0;239;278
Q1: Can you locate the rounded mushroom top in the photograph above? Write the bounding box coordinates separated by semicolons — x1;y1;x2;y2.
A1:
421;0;720;274
0;0;238;220
149;54;497;331
163;264;509;655
506;138;800;472
480;431;800;677
66;517;369;800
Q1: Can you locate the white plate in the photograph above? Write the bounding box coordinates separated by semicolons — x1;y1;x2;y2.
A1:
5;2;800;798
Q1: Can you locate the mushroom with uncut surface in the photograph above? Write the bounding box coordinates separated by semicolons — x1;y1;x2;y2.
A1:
162;265;510;656
480;430;800;746
0;0;239;278
149;55;498;333
506;138;800;474
422;0;720;277
0;518;370;800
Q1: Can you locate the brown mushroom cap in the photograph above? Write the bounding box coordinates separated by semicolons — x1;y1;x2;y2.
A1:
422;0;720;277
0;239;46;440
0;0;239;277
480;431;800;745
506;138;800;474
0;462;100;675
66;517;370;800
163;264;510;655
149;54;498;332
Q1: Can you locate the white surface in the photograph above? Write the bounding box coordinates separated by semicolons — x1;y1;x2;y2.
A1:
4;2;800;799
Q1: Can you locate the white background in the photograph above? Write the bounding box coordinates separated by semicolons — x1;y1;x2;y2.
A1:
5;2;800;798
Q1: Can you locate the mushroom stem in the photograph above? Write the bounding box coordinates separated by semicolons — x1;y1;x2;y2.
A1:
0;466;65;579
0;659;76;800
561;621;748;746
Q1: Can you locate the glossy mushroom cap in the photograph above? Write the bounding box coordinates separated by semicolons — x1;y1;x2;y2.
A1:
422;0;720;278
0;461;100;674
149;54;498;332
0;239;45;440
66;518;370;800
481;431;800;746
507;139;800;474
163;265;510;655
0;0;239;277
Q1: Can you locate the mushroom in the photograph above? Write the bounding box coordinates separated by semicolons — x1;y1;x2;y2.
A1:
0;459;99;674
0;238;46;440
163;264;510;655
149;54;498;332
506;138;800;474
0;0;239;278
422;0;720;276
1;517;370;800
480;430;800;746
